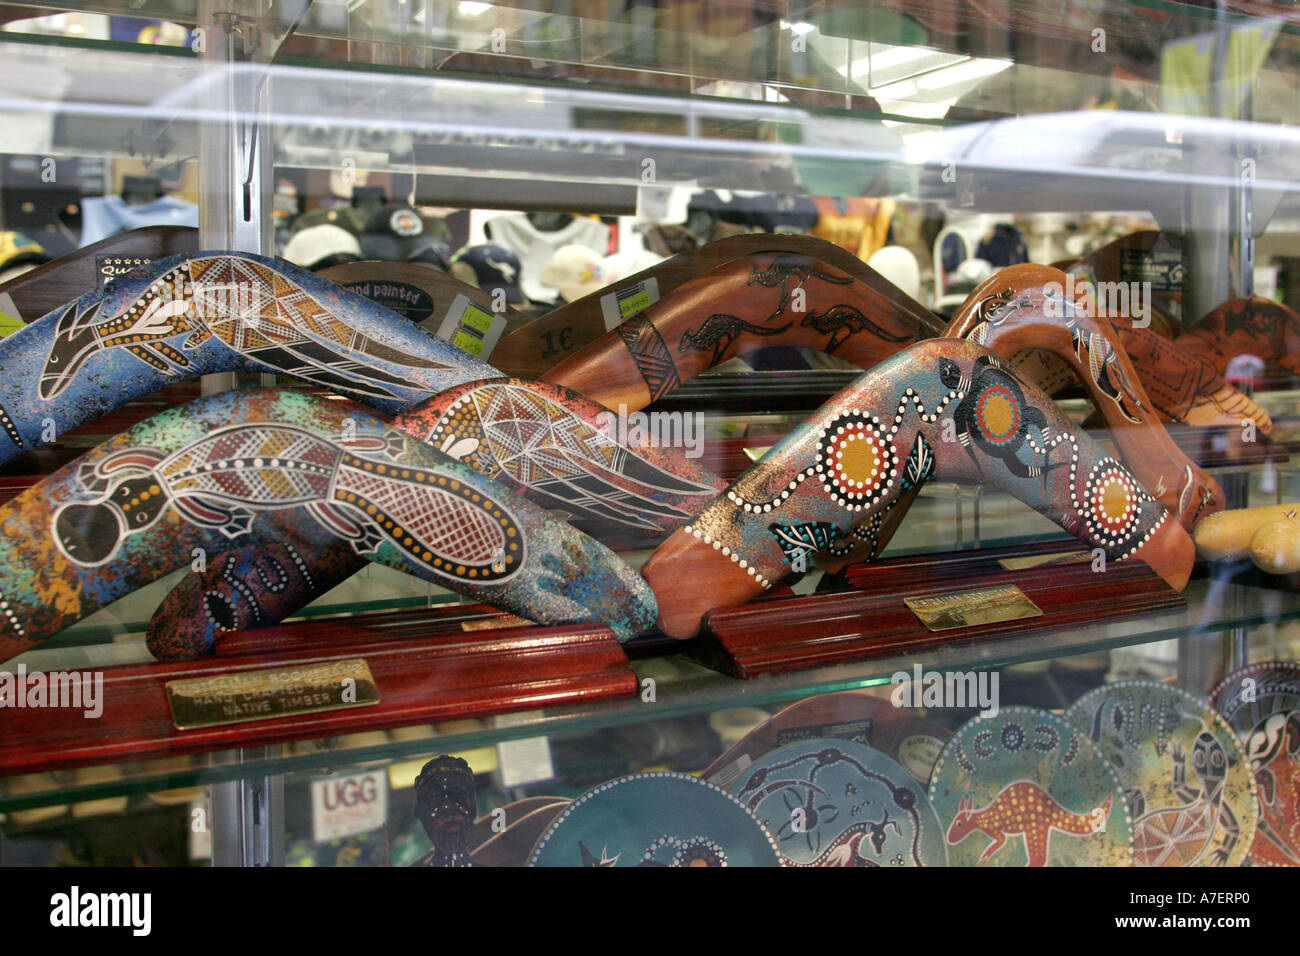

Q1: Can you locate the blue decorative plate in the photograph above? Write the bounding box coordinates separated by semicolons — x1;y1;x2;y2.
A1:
729;738;947;866
528;772;781;867
929;707;1132;866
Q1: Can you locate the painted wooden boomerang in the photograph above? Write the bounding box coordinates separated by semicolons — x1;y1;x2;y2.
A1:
1175;296;1300;379
541;250;1218;525
639;339;1195;639
0;387;658;665
946;264;1223;529
490;233;946;377
145;377;726;658
0;250;502;463
0;226;197;326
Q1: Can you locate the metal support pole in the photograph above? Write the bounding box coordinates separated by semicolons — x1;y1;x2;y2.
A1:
197;0;284;866
210;748;285;867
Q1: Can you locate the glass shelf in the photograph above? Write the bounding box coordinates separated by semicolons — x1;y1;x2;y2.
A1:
1;571;1296;815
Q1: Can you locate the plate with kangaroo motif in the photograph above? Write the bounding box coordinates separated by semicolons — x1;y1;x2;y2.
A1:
929;707;1132;866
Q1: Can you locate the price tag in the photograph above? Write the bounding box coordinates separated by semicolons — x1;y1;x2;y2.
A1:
436;292;507;359
599;277;659;330
311;769;388;843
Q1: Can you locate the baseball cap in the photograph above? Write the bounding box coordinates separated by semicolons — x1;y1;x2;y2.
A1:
449;243;525;304
282;224;363;271
538;244;608;303
360;203;451;270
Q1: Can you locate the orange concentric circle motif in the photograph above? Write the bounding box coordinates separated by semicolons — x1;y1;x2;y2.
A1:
815;413;898;511
974;383;1021;447
1084;461;1138;547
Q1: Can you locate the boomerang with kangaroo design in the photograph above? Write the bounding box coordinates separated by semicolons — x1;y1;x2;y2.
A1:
543;252;1222;531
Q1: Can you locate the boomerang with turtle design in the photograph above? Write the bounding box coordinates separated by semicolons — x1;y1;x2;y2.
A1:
0;388;660;665
638;339;1195;639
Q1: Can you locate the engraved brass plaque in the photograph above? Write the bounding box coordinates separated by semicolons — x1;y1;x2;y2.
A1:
996;549;1090;571
904;584;1043;632
166;659;379;730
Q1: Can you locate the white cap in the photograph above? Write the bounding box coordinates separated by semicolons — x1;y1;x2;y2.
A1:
867;245;922;303
283;224;361;269
538;244;608;302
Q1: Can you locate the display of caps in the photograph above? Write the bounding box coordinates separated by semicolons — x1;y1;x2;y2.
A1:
538;243;608;302
282;223;363;271
449;243;525;303
359;203;451;270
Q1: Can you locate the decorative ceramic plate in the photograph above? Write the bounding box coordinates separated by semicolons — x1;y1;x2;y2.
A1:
1065;680;1257;867
528;772;782;867
703;689;953;790
929;707;1132;866
729;738;948;866
1212;663;1300;867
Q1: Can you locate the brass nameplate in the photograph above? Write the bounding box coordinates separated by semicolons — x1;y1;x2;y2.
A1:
461;613;534;632
996;549;1090;571
904;584;1043;632
166;659;379;730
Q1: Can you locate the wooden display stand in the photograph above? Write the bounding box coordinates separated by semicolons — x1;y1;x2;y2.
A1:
694;540;1187;678
0;615;636;776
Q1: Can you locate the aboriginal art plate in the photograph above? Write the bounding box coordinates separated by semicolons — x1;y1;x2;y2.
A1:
527;772;782;867
1065;681;1257;868
703;689;952;790
729;738;947;866
929;707;1132;866
1211;663;1300;867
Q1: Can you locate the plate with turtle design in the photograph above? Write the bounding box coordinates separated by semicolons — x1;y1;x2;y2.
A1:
929;707;1132;866
1065;680;1257;867
527;772;782;867
1212;663;1300;867
729;737;947;866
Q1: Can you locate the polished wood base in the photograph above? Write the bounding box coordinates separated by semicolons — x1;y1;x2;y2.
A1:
0;618;635;776
694;541;1186;678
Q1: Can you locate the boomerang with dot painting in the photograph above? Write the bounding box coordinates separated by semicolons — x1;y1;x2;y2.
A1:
639;339;1195;639
0;388;658;665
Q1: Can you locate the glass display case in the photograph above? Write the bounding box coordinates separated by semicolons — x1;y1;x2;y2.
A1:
0;0;1297;872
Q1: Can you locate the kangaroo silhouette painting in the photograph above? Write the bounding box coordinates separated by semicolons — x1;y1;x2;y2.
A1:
945;783;1111;867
